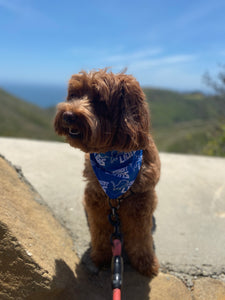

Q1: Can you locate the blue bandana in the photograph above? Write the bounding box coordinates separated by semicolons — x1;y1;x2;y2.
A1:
90;150;143;199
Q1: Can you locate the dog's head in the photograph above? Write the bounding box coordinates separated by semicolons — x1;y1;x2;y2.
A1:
54;69;150;153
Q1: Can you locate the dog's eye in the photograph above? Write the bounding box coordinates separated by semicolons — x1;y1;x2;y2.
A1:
67;93;77;101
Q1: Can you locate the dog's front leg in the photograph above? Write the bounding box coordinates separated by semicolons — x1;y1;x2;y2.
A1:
120;197;159;278
84;194;113;269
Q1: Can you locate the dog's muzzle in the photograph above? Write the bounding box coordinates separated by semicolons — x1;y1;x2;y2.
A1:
62;111;81;137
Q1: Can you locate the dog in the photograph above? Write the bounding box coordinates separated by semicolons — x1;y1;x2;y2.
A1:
54;69;160;277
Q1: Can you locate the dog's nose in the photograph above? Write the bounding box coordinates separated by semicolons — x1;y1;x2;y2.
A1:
63;111;76;124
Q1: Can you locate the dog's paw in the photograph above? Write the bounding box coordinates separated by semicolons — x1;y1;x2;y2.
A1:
81;247;100;274
131;253;159;278
91;251;111;269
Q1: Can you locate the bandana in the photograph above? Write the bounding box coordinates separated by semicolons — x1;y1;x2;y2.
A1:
90;150;143;199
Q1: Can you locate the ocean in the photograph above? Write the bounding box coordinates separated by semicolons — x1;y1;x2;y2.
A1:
1;83;67;108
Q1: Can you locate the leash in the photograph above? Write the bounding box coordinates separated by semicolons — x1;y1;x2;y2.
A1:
108;198;124;300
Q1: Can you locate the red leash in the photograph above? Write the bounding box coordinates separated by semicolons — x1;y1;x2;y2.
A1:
108;197;124;300
113;288;121;300
111;239;123;300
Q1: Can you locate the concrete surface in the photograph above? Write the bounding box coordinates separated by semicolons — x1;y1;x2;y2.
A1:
0;137;225;287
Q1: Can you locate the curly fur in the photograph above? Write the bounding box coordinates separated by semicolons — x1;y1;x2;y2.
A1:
54;69;160;277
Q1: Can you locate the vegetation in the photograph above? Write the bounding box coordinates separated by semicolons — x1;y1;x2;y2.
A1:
143;88;225;156
201;65;225;157
203;123;225;156
0;88;59;141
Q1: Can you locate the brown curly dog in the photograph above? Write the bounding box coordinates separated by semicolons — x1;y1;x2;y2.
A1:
54;69;160;277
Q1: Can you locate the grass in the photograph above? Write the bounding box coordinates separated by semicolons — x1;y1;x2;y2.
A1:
143;88;225;156
0;88;60;141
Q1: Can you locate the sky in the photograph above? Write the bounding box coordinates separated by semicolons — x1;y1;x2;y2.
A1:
1;0;225;92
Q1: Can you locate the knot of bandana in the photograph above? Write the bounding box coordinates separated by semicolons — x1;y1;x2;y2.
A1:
90;150;143;200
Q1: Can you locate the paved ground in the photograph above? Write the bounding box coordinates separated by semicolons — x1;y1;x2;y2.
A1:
1;137;225;289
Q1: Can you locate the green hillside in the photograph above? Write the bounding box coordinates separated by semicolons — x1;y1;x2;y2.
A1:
0;88;58;140
0;87;224;156
143;88;225;156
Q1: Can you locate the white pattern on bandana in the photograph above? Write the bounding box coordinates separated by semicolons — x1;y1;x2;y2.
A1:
90;150;143;199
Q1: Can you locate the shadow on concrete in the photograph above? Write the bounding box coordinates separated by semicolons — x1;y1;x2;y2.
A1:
51;253;152;300
51;215;157;299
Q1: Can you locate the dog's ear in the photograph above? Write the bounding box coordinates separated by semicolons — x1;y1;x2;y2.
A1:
91;70;111;102
115;75;150;150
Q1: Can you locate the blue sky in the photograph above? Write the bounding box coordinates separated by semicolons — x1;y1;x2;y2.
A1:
1;0;225;92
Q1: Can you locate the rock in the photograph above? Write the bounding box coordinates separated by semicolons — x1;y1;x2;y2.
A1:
150;273;192;300
193;277;225;300
0;156;81;299
115;268;192;299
